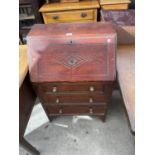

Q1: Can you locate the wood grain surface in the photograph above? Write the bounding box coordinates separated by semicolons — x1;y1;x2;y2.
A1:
100;0;131;5
117;44;135;132
42;9;97;23
39;0;100;12
27;22;116;82
100;0;131;10
19;45;28;88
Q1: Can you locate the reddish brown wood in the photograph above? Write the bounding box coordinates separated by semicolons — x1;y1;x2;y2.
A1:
40;93;106;104
27;22;116;82
33;81;107;92
46;105;106;115
32;82;113;120
33;82;113;104
28;22;116;121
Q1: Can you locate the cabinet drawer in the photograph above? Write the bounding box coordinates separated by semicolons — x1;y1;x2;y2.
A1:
46;105;106;115
101;4;129;10
41;93;107;104
42;9;96;23
37;82;107;93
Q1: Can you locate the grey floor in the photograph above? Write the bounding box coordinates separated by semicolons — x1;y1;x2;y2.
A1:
20;90;135;155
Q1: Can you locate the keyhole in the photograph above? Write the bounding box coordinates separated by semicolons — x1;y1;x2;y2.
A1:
68;57;78;66
69;58;76;65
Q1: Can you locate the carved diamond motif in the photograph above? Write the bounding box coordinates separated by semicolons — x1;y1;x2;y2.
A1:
58;55;88;69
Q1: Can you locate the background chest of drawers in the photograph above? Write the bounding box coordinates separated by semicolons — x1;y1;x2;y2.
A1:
39;0;100;23
27;22;116;121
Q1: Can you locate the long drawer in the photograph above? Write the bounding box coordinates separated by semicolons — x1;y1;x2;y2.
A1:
33;82;112;94
40;93;107;104
46;105;106;115
42;9;96;24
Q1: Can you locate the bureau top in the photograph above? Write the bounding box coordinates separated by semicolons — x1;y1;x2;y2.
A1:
27;22;116;39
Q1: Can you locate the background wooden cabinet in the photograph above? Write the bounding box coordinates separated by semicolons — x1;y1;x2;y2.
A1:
39;0;99;24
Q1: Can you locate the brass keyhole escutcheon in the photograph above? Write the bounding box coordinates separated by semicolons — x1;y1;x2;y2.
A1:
52;87;57;93
89;86;94;92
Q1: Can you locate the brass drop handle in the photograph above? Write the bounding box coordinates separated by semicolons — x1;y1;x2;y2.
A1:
52;87;57;93
59;109;62;114
52;15;59;20
81;12;87;18
89;98;93;103
56;98;59;103
89;108;93;114
89;86;94;92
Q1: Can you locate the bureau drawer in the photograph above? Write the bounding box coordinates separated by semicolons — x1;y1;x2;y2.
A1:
36;82;107;93
42;9;96;23
46;105;106;115
41;93;107;104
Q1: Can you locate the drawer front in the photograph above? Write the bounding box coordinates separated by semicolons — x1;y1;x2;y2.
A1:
60;0;79;2
36;82;107;93
46;105;106;115
101;4;129;10
41;93;107;104
42;9;96;24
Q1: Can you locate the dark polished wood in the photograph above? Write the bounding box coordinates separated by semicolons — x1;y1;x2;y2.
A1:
32;81;113;121
19;75;40;155
46;105;106;114
27;22;116;121
27;22;116;83
20;137;40;155
33;81;108;92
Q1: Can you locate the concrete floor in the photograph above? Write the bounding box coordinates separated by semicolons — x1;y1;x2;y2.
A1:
20;90;135;155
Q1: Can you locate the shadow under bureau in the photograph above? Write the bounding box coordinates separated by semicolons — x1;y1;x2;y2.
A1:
27;22;116;121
